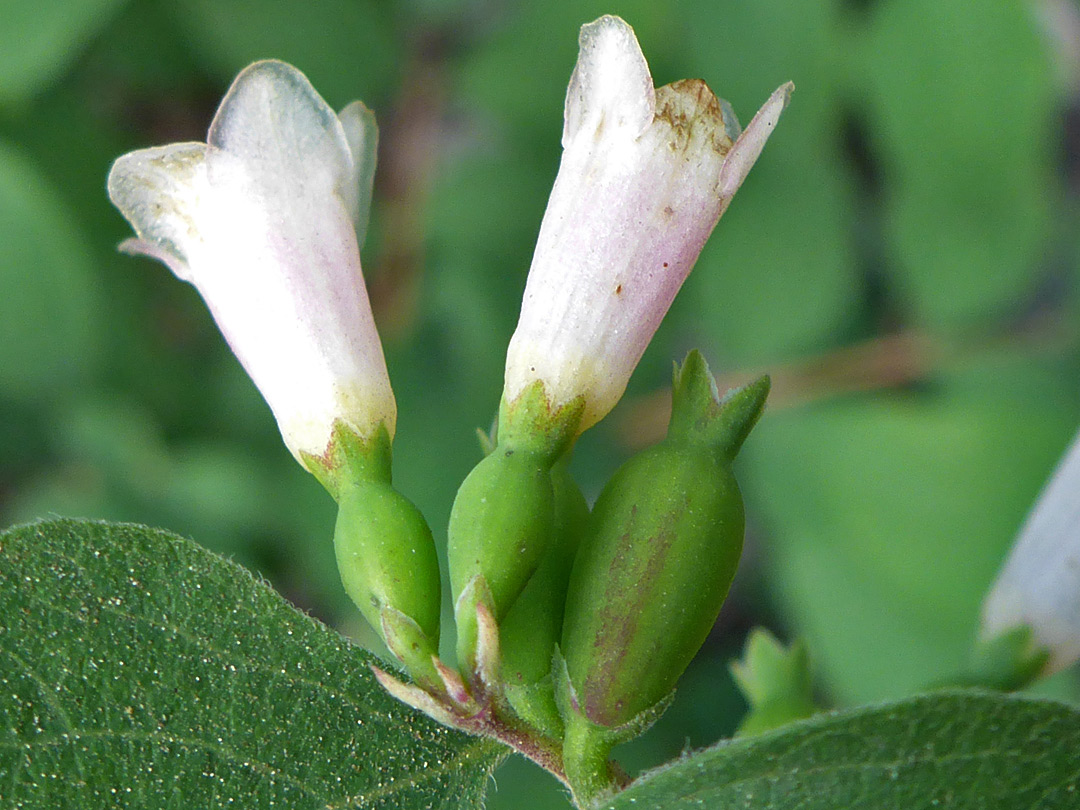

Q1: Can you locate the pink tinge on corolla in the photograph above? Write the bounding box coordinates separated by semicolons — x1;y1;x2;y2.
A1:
503;15;792;434
108;60;393;467
983;428;1080;674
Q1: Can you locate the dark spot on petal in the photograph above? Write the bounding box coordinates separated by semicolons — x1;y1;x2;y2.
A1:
615;284;623;295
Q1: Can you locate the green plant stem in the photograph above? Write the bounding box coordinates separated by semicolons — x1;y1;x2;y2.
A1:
563;712;618;807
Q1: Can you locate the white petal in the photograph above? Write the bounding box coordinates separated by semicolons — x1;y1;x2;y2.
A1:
563;15;654;147
109;60;394;462
106;143;208;280
207;60;354;205
117;237;191;280
719;82;793;201
194;152;394;459
983;429;1080;673
337;100;379;248
505;18;787;432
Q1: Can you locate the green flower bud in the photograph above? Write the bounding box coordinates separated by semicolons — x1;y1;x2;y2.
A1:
311;423;442;690
730;628;817;737
499;457;590;736
448;444;555;674
447;381;583;675
560;351;767;738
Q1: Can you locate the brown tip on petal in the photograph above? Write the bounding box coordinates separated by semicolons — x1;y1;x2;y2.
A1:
655;79;733;155
718;82;793;200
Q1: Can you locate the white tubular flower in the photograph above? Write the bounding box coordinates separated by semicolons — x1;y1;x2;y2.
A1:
108;60;393;466
503;15;791;433
983;429;1080;673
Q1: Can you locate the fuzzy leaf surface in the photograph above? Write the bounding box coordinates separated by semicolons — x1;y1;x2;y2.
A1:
602;691;1080;809
0;518;504;808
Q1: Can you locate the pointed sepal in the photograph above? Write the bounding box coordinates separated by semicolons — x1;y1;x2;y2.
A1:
380;606;442;695
667;350;769;460
453;574;499;684
369;664;460;728
960;626;1050;692
730;628;817;737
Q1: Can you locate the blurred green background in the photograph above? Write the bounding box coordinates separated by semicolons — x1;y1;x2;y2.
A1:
3;0;1080;806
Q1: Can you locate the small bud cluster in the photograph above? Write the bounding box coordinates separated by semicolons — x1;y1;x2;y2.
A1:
108;15;790;807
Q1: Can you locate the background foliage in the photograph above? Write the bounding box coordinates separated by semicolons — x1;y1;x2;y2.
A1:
2;0;1079;807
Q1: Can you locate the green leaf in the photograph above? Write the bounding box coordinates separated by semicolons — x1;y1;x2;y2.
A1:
0;140;102;401
456;2;676;135
0;518;504;808
681;0;843;123
684;144;859;365
677;0;859;365
858;0;1056;326
603;691;1080;808
743;362;1080;703
0;0;127;107
170;0;399;108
